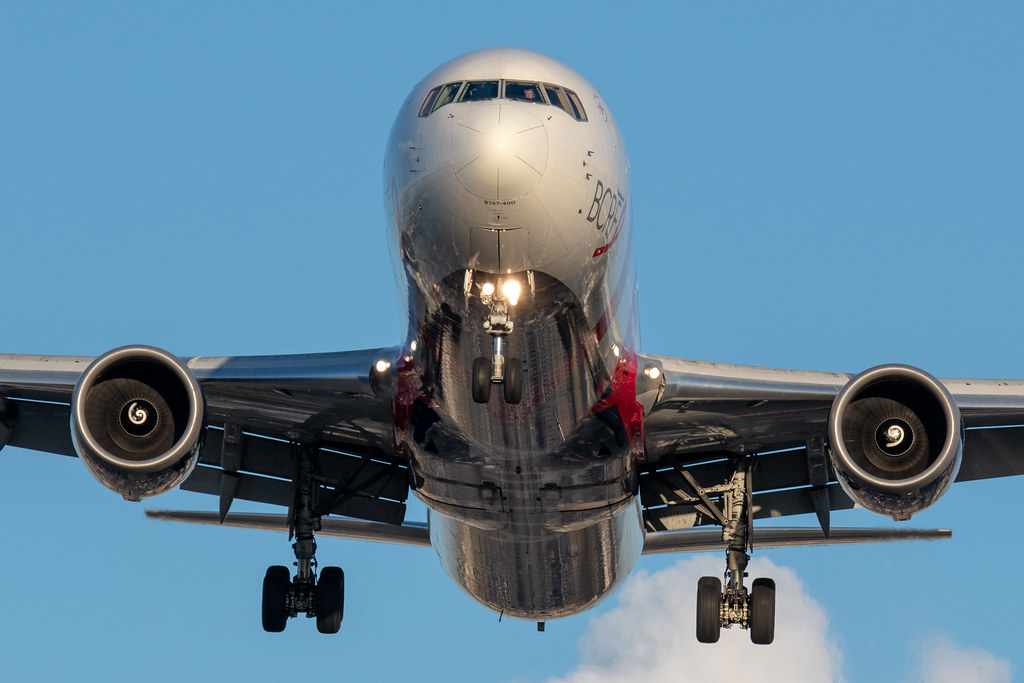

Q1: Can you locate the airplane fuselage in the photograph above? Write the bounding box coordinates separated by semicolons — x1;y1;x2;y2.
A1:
384;48;644;618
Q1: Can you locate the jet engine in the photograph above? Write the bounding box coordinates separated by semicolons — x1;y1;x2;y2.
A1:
827;364;962;521
71;345;205;501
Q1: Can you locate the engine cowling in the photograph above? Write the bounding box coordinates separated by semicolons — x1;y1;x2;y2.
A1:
827;364;963;521
71;345;205;501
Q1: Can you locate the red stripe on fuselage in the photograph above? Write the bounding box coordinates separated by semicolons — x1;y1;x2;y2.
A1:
587;209;644;460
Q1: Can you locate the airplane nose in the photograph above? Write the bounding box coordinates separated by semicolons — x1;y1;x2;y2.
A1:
451;104;548;201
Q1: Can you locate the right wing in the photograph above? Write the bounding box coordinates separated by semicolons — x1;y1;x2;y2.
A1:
0;347;411;527
146;509;431;547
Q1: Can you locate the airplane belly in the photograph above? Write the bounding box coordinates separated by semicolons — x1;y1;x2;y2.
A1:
396;267;645;618
428;497;644;619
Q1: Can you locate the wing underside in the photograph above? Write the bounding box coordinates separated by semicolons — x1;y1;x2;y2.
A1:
637;352;1024;541
0;349;411;527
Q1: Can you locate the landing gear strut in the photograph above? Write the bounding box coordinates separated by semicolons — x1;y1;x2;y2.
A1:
472;278;523;404
261;443;345;634
688;460;776;645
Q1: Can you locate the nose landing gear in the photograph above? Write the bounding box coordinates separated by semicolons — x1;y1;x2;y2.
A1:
472;279;523;404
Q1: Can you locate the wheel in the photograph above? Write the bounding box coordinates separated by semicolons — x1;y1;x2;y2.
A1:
750;578;776;645
696;576;721;643
262;565;291;632
503;357;522;404
472;357;491;403
316;566;345;634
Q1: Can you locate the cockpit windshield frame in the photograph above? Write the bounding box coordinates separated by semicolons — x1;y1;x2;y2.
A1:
418;79;587;121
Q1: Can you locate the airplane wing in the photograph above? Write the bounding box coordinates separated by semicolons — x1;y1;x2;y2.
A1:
637;352;1024;537
145;510;431;547
0;347;410;526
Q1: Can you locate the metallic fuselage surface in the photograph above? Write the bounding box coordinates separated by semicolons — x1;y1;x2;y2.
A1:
383;48;643;618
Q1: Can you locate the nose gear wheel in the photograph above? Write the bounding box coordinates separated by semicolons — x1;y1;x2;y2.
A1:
472;278;524;404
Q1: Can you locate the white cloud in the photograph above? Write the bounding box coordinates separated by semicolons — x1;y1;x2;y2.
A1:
910;636;1012;683
543;556;1014;683
546;555;844;683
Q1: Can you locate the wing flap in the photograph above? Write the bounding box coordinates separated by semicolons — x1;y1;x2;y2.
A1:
644;483;855;532
957;426;1024;482
146;510;431;547
182;463;407;526
198;427;408;502
642;526;951;555
641;448;812;506
3;399;75;457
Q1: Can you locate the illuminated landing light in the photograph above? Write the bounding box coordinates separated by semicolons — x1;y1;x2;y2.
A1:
612;345;621;358
375;359;391;373
502;279;521;306
410;340;418;352
481;282;496;297
644;366;661;380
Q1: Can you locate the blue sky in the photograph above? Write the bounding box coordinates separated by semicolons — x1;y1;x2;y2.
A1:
1;2;1022;681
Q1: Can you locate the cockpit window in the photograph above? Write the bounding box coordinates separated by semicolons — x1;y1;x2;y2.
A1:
542;84;587;122
430;82;463;113
544;84;568;114
565;88;588;122
420;79;588;122
418;86;442;117
459;80;499;102
504;81;544;103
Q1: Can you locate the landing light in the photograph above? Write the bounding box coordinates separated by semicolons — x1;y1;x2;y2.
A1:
375;359;391;373
644;366;661;380
410;340;418;352
502;279;521;306
612;345;620;358
481;282;496;297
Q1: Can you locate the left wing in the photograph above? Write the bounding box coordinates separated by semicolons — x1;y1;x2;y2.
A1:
637;352;1024;537
0;347;410;526
641;526;951;554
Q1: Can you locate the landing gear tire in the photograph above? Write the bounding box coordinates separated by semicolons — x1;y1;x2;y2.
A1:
750;578;776;645
503;357;522;404
696;576;722;644
316;566;345;634
472;357;491;403
262;565;291;633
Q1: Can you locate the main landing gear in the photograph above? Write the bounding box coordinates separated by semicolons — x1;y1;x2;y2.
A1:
687;460;776;645
696;551;776;645
262;444;345;634
472;278;523;404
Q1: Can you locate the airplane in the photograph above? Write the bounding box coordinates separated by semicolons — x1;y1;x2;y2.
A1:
2;46;1023;645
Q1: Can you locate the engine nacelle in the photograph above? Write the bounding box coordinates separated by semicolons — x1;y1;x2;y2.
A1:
71;345;205;501
827;364;962;521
